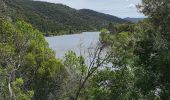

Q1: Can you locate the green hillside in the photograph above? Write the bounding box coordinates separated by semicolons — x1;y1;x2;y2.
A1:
1;0;128;35
124;17;144;23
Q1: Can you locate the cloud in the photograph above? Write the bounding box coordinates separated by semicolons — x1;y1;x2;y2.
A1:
127;3;136;8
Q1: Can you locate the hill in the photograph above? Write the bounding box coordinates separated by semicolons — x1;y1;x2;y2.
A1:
124;17;144;23
1;0;128;35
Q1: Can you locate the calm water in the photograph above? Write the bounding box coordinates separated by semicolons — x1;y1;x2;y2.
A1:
45;32;100;58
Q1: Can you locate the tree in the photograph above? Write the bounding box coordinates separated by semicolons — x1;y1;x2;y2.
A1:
134;0;170;99
62;36;114;99
138;0;170;44
0;17;64;100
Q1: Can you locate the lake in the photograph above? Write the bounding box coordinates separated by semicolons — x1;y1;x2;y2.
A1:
45;32;100;59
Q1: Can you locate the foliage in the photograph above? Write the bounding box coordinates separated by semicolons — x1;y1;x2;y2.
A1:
61;51;88;99
85;68;139;100
0;0;170;99
89;0;170;99
0;18;64;100
64;51;87;75
138;0;170;42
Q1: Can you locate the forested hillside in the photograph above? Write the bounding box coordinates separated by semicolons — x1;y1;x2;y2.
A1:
124;17;144;23
0;0;128;35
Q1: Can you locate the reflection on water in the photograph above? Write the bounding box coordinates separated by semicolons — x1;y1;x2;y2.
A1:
45;32;100;58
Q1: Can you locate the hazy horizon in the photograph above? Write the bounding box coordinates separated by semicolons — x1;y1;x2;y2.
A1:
35;0;145;18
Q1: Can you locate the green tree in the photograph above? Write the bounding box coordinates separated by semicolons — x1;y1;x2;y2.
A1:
0;17;64;100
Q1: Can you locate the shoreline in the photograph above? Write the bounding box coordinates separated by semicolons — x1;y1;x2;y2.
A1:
45;31;100;37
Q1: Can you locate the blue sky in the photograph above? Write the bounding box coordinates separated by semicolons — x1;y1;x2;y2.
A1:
36;0;145;18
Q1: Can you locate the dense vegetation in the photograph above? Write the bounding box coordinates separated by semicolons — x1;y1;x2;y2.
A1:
0;0;170;100
0;18;67;99
82;0;170;99
0;0;127;35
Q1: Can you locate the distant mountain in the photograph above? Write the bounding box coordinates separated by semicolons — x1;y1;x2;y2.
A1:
124;17;144;23
0;0;128;35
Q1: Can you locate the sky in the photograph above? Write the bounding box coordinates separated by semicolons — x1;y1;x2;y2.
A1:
35;0;145;18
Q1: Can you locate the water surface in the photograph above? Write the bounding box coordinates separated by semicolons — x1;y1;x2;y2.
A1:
45;32;100;58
